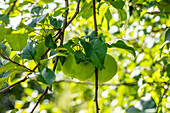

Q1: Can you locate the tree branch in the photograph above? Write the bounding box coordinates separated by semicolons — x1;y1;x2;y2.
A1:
30;1;69;112
30;86;49;113
94;68;100;113
1;54;33;72
93;0;98;31
66;0;81;28
146;12;170;15
0;77;27;93
7;0;17;15
53;79;137;86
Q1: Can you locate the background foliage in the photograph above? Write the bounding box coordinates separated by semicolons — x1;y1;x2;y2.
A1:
0;0;170;113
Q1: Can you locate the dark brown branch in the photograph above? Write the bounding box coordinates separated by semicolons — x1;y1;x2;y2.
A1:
146;12;170;15
66;0;81;27
94;68;100;113
0;77;27;93
1;54;33;72
93;0;98;31
7;0;17;15
30;86;49;113
30;1;69;112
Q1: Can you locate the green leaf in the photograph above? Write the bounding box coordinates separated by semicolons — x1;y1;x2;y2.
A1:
35;41;47;61
105;8;112;30
108;40;136;57
22;40;36;60
28;13;47;27
49;16;63;29
165;28;170;49
126;96;156;113
36;67;56;86
82;8;93;19
81;31;98;41
45;34;57;49
0;26;11;42
54;7;68;17
109;0;124;9
167;64;170;78
31;6;44;15
5;34;27;51
0;70;20;83
118;9;127;22
0;62;28;73
0;14;9;24
81;38;107;69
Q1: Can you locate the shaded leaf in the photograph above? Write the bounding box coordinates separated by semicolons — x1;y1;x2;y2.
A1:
126;96;156;113
109;0;124;9
36;67;56;86
118;9;127;22
28;13;47;27
45;34;57;49
49;16;63;29
108;40;136;57
165;28;170;49
35;41;47;61
81;38;107;69
22;40;36;60
167;64;170;78
31;6;44;15
0;14;9;24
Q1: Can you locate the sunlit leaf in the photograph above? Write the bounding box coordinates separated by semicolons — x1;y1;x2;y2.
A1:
5;34;27;51
28;13;47;27
108;40;136;57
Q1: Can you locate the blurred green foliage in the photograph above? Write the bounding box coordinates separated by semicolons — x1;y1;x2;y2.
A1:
0;0;170;113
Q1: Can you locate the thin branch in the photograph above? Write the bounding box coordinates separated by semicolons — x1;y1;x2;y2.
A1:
0;77;27;93
146;12;170;15
94;68;99;113
31;1;69;112
1;54;33;72
7;0;17;15
30;86;49;113
93;0;98;31
93;0;99;112
66;0;81;28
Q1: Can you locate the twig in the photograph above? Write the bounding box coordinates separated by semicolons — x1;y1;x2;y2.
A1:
93;0;98;32
30;86;49;113
1;54;33;72
0;77;27;93
30;1;69;112
94;68;100;113
53;79;137;86
93;0;99;112
66;0;81;27
7;0;17;15
146;12;170;15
